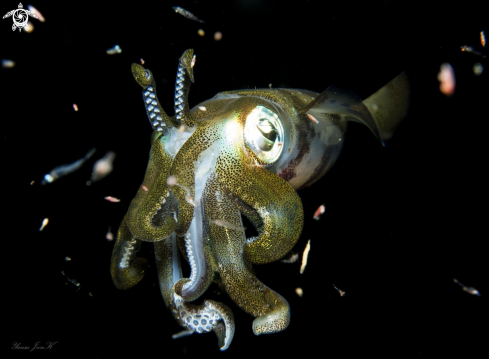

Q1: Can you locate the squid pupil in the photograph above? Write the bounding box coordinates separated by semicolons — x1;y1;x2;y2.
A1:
256;119;277;151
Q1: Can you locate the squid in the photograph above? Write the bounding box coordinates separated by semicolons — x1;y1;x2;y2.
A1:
110;49;409;350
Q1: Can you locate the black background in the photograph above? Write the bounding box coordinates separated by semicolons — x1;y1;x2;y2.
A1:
2;0;487;357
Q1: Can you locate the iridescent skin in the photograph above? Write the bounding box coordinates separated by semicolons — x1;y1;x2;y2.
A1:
110;49;409;350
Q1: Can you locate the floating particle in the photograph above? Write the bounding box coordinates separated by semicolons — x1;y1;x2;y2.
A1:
313;204;326;220
106;227;114;241
460;45;487;58
172;6;205;23
473;63;484;76
178;124;186;134
42;148;96;185
214;31;223;41
307;113;319;124
167;175;178;187
88;292;93;297
281;253;299;263
105;196;120;203
39;218;49;231
73;103;78;111
90;151;116;182
28;5;45;22
333;284;346;297
142;185;148;191
453;278;481;296
300;240;311;274
172;329;194;340
198;29;205;37
198;106;206;111
210;219;246;231
1;59;16;68
140;58;145;65
166;175;194;204
481;31;486;47
23;21;34;33
295;288;304;297
437;63;456;96
65;275;80;287
61;271;65;275
107;45;122;55
269;84;272;89
65;256;71;262
30;181;34;185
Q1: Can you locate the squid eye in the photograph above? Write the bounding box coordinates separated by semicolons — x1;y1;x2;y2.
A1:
244;106;284;164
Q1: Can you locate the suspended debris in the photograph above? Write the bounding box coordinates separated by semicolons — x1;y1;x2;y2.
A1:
295;288;303;297
172;6;205;23
90;151;116;182
28;5;45;22
23;21;34;33
42;148;96;185
453;278;481;296
300;240;311;274
106;227;114;241
437;63;456;96
281;253;299;263
214;31;223;41
307;113;319;124
172;329;194;339
107;45;122;55
39;218;49;231
313;204;326;220
105;196;121;203
473;63;484;76
332;284;346;297
1;59;16;68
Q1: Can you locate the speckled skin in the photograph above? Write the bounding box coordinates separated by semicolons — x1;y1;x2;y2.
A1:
110;49;409;350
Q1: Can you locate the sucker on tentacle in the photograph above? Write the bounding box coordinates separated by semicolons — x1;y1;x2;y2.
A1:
131;63;180;130
174;49;196;127
154;237;234;350
110;215;148;290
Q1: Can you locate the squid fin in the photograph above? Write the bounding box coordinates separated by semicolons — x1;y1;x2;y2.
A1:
363;71;410;144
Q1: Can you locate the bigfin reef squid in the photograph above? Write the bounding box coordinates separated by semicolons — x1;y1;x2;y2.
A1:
110;49;409;350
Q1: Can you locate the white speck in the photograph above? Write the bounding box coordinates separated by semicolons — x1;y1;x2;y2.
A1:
107;45;122;55
39;218;49;231
473;63;484;76
300;240;311;274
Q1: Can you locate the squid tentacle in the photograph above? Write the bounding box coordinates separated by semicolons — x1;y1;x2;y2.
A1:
131;63;179;130
177;200;216;302
174;49;196;127
215;136;304;264
203;173;290;335
154;236;234;350
127;133;177;242
110;215;148;290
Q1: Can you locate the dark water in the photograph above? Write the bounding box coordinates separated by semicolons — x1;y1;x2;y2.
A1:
2;0;487;357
